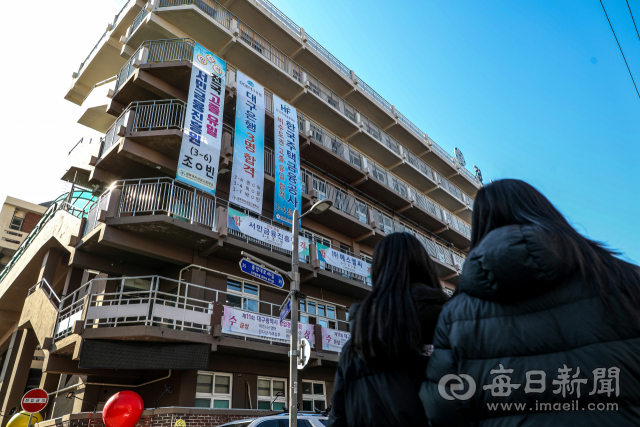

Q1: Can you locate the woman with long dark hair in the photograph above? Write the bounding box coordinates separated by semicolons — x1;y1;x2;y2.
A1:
327;232;449;427
421;179;640;426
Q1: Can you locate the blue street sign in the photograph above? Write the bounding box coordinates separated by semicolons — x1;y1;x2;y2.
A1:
239;258;285;288
280;299;291;325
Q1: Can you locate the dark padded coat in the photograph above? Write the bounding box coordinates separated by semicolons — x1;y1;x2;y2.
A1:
327;285;449;427
420;224;640;427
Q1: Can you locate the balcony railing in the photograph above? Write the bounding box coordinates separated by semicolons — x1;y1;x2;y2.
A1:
110;35;480;190
114;38;197;94
53;275;349;348
246;0;480;183
75;0;132;75
82;177;467;279
95;96;472;240
303;170;466;269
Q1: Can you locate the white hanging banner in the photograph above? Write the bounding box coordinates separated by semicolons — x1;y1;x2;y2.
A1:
176;42;226;194
316;243;372;278
321;327;351;352
222;306;315;345
230;71;265;214
227;207;309;253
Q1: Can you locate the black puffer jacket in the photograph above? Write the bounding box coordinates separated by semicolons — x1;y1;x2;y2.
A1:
327;285;449;427
420;225;640;426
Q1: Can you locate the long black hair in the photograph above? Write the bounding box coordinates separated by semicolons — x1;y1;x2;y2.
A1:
350;232;441;362
471;179;640;316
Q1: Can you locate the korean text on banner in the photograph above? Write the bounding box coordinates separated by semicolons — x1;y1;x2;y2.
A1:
223;306;315;345
230;71;265;214
176;43;226;194
273;95;301;227
228;208;309;253
321;327;351;352
317;243;371;278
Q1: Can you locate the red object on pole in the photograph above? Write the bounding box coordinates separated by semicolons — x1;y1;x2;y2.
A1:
102;391;144;427
21;389;48;413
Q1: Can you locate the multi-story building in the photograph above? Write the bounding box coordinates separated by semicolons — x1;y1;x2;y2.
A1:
0;0;481;424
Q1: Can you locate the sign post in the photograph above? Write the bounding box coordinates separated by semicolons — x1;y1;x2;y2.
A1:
21;388;48;427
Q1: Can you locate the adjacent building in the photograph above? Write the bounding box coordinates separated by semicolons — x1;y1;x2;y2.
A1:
0;0;481;424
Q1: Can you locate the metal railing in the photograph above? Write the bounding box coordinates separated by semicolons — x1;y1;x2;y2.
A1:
114;38;196;94
94;99;472;240
100;109;129;157
83;175;466;281
27;279;61;305
130;6;149;34
236;20;304;84
53;275;349;345
75;0;132;75
237;0;480;184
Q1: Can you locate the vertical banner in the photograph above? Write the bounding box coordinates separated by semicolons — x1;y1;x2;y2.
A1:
273;95;301;227
230;71;265;215
176;43;226;194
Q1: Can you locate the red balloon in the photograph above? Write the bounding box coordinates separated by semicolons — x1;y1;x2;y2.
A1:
102;391;144;427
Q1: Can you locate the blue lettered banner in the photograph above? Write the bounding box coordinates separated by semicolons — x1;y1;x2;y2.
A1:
230;71;265;215
227;207;309;253
273;95;301;227
317;243;372;278
176;43;226;194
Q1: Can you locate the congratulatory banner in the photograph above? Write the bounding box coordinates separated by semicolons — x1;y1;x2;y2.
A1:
273;95;301;227
176;42;226;194
230;71;265;215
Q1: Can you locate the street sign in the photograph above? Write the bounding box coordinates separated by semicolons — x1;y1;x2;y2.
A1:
21;388;48;413
297;338;310;370
280;299;291;325
239;258;285;288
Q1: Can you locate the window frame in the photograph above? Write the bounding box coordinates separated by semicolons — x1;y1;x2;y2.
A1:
9;214;23;231
195;371;233;409
226;278;260;313
299;298;337;330
301;380;327;412
256;376;287;410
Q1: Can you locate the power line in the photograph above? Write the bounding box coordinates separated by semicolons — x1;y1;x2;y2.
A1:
626;0;640;43
599;0;640;99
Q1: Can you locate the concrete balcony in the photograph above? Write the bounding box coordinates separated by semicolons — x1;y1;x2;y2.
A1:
91;103;471;248
61;137;103;190
347;117;403;169
50;275;347;364
65;0;145;105
77;77;118;133
78;177;465;286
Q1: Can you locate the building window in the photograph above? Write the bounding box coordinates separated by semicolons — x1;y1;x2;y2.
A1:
299;299;336;329
195;371;233;408
9;213;23;231
257;377;287;410
226;279;259;312
302;381;326;411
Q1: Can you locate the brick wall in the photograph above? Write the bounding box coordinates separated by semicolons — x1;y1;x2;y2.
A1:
39;408;279;427
21;212;43;234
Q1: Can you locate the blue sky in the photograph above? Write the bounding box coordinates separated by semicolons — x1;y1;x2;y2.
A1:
267;0;640;262
1;0;637;262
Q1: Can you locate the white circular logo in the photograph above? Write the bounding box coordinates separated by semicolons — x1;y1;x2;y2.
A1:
438;374;477;401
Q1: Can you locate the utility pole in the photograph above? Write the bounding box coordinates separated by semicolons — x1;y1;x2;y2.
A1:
289;208;300;427
239;199;333;427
